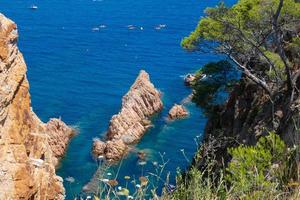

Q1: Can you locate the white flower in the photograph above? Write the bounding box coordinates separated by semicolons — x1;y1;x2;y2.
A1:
152;161;158;166
118;186;122;190
136;184;141;188
100;178;109;183
107;172;112;176
128;196;134;199
138;161;147;166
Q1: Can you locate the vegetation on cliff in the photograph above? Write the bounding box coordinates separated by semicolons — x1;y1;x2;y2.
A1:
162;132;299;200
166;0;300;199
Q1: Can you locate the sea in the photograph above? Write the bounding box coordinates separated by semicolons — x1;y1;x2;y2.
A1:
0;0;235;199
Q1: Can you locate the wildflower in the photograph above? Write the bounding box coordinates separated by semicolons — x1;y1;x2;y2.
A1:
139;176;148;186
124;176;131;180
116;188;130;196
65;176;75;183
152;161;158;166
107;172;112;176
100;178;109;183
108;179;118;187
180;149;184;152
128;196;134;199
165;184;176;193
93;196;100;200
138;161;147;166
117;186;122;190
86;196;92;200
136;184;141;188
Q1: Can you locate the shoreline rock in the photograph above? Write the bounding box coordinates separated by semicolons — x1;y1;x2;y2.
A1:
184;74;196;86
92;70;163;163
0;13;74;199
168;104;189;120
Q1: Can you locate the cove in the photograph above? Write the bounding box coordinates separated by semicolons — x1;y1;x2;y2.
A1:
0;0;236;199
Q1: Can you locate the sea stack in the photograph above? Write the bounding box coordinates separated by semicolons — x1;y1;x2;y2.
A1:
93;70;163;162
0;14;74;199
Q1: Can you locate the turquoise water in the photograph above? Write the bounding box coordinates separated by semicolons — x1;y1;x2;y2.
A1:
1;0;235;199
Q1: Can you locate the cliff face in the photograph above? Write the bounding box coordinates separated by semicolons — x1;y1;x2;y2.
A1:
93;70;163;162
0;14;74;199
205;78;299;146
195;76;300;172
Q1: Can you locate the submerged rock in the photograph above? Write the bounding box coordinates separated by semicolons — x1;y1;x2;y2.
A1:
168;104;189;120
0;13;73;199
92;70;163;162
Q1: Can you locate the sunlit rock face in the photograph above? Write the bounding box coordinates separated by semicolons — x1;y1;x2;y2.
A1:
93;70;163;162
0;13;74;200
168;104;188;120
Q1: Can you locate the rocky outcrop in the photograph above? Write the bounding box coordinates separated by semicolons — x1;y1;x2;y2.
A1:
168;104;189;120
193;76;300;173
93;70;163;162
184;74;196;86
0;14;74;199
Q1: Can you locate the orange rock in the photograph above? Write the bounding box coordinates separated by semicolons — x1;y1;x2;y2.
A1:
92;139;106;157
168;104;189;120
0;13;73;200
92;70;163;162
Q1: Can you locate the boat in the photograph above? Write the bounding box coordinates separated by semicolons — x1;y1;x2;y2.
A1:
29;5;38;10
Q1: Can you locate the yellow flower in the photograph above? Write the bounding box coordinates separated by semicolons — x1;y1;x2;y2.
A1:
124;176;131;180
117;188;130;196
94;196;100;200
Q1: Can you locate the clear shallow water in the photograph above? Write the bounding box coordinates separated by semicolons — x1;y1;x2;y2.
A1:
1;0;235;199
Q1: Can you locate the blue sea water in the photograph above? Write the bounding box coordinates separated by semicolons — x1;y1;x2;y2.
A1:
1;0;236;199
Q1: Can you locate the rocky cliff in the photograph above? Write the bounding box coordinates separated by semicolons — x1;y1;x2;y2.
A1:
93;70;163;162
0;14;74;199
194;76;300;172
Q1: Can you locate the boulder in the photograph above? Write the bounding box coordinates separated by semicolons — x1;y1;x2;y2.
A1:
92;139;106;157
105;139;128;162
168;104;189;120
184;74;196;86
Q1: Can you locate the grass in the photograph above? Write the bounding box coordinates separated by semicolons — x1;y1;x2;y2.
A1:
67;132;299;200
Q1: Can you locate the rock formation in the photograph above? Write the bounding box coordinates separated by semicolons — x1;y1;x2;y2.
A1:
168;104;189;120
0;14;74;199
93;70;163;162
184;74;195;86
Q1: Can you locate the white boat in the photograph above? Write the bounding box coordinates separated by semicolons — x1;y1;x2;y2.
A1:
30;5;38;10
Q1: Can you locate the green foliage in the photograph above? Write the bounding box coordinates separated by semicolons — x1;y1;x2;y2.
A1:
182;0;300;51
182;0;300;83
226;132;293;199
162;167;227;200
163;132;299;200
265;51;286;80
191;60;237;115
287;37;300;63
